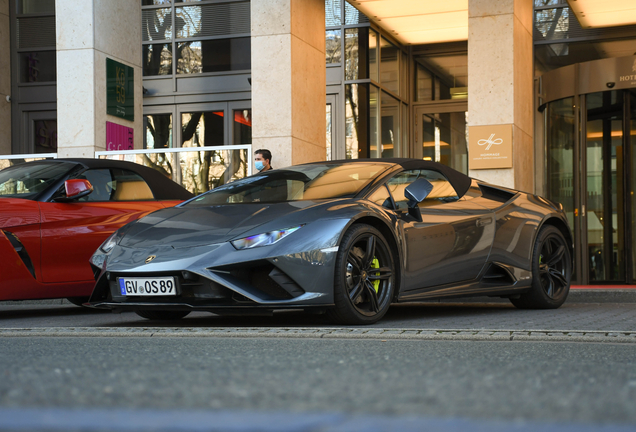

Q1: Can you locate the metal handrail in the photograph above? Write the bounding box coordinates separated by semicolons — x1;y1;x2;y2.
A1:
95;145;253;177
0;153;57;159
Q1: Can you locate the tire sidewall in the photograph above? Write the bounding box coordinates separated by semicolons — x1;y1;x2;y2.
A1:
333;224;395;324
531;225;571;307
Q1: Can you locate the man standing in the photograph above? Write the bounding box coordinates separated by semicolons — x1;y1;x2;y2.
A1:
254;149;273;172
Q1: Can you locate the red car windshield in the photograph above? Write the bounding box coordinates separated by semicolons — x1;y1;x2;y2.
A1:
0;162;76;200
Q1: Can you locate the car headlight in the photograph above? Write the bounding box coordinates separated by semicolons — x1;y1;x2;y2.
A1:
231;225;303;250
99;231;124;254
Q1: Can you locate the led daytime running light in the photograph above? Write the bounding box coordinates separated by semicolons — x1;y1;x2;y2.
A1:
231;225;303;250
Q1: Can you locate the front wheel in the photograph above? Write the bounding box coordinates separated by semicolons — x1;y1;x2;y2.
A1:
135;310;191;320
510;225;571;309
328;224;396;325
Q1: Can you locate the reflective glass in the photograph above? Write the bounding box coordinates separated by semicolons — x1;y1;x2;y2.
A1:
344;1;369;24
181;111;224;147
176;5;202;38
325;0;342;26
144;114;173;149
369;85;380;158
415;63;433;102
187;162;392;205
420;112;468;174
344;28;368;80
345;84;369;159
586;91;624;282
631;90;636;280
142;8;173;41
546;98;575;232
369;30;378;82
0;162;73;199
142;0;172;5
34;119;57;153
18;0;54;14
177;38;250;74
380;37;399;95
326;104;332;160
233;110;252;145
143;44;172;76
380;91;399;158
19;51;56;83
326;30;342;64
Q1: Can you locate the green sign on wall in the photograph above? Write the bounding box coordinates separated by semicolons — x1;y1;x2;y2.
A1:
106;58;134;122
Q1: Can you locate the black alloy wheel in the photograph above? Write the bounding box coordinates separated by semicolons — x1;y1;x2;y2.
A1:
329;224;395;324
510;225;571;309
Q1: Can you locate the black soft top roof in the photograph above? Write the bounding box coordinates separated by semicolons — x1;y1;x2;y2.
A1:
53;158;193;200
305;158;473;199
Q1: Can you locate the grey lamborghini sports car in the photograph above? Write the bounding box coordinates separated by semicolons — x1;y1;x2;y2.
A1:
87;159;572;324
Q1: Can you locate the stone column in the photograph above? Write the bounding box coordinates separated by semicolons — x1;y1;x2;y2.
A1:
56;0;142;158
251;0;326;168
467;0;534;191
0;0;10;155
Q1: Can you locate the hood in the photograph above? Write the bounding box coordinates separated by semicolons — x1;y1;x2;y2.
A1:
118;200;327;248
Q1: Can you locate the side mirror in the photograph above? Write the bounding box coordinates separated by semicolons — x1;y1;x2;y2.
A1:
404;178;433;222
404;178;433;206
64;179;93;200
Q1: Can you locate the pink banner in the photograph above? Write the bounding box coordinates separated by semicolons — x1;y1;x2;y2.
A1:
106;121;134;151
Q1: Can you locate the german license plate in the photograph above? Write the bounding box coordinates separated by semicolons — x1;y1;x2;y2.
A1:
118;277;176;296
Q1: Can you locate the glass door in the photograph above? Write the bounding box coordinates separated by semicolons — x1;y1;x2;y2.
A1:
583;90;630;283
414;104;468;174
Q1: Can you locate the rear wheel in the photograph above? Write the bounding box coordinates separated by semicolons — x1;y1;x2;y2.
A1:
328;224;395;325
510;225;571;309
135;310;191;320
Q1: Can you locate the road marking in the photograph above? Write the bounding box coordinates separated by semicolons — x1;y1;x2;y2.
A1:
0;327;635;343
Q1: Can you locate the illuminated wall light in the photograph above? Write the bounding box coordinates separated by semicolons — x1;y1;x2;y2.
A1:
434;126;441;163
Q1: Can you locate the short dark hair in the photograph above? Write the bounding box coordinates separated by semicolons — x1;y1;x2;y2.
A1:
255;149;272;163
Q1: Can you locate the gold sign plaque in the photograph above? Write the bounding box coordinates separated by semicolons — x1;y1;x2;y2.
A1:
468;124;513;169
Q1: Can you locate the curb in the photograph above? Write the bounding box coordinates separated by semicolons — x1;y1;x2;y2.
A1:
1;327;635;344
2;289;636;307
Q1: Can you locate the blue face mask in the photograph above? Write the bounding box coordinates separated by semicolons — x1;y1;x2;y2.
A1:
255;161;264;171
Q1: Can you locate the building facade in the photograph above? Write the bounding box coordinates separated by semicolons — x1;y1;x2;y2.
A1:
1;0;636;285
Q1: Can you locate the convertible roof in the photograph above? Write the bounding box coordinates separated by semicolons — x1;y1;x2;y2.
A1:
306;158;473;199
53;158;194;200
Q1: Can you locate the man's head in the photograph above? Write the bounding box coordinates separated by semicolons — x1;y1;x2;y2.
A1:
254;149;272;171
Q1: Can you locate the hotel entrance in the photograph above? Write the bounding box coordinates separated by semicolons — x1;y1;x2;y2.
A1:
542;56;636;284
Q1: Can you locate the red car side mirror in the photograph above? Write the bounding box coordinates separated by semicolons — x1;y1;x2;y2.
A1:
65;179;94;200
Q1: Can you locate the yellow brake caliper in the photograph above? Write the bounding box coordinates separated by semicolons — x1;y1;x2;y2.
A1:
371;257;380;293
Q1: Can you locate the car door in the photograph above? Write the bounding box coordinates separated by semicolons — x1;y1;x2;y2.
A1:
39;167;170;283
385;169;495;290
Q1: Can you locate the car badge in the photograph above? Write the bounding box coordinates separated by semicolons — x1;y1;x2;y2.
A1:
145;255;156;264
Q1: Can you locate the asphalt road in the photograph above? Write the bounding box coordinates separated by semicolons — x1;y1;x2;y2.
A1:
0;301;635;331
0;337;635;428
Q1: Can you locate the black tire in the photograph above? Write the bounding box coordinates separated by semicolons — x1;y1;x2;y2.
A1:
135;310;191;320
510;225;571;309
66;297;89;307
327;224;396;325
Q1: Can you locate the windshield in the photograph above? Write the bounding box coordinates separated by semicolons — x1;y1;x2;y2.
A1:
0;162;77;200
186;162;391;206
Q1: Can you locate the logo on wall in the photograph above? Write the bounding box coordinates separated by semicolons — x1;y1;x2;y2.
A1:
477;134;504;151
468;125;513;170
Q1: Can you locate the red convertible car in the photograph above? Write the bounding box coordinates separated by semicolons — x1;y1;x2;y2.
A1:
0;158;193;304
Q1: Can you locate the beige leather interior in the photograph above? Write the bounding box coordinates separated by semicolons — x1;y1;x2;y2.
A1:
111;180;154;201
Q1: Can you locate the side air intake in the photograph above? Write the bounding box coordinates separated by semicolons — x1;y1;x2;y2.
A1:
481;263;516;286
478;184;516;203
3;230;36;279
